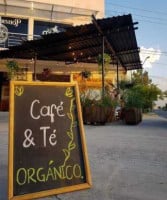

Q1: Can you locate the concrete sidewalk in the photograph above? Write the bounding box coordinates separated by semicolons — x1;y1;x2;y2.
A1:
1;112;167;200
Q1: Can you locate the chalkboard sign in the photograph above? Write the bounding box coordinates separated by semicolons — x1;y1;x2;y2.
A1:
9;81;92;200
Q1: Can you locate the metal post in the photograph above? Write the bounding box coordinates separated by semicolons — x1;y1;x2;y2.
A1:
33;54;37;81
116;59;119;91
102;36;105;99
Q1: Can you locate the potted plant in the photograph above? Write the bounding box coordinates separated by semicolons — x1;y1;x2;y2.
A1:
121;85;144;124
81;91;117;125
97;53;111;73
41;68;52;81
6;60;20;80
97;53;111;98
80;70;91;79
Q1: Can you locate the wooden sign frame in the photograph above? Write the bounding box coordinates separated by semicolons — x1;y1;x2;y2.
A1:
9;81;92;200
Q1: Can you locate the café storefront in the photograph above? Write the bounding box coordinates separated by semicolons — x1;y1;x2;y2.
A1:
0;15;73;110
0;14;142;111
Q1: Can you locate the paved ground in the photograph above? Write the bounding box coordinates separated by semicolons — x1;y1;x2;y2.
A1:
154;109;167;119
0;111;167;200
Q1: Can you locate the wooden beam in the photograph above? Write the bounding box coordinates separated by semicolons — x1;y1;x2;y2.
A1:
91;14;124;69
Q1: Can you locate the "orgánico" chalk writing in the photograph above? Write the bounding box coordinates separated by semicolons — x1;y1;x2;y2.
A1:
16;161;83;186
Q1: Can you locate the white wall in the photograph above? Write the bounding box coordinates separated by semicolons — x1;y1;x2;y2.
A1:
31;0;104;18
0;0;104;26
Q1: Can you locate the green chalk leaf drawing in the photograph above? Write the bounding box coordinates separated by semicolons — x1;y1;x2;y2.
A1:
68;143;76;151
65;87;73;98
63;149;69;158
67;131;73;139
49;160;54;165
72;121;78;127
14;86;24;96
67;113;72;119
62;88;76;167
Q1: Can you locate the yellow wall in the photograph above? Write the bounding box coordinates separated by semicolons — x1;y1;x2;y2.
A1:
73;70;127;93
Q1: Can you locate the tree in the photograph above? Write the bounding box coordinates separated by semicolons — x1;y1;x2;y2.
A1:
132;70;151;85
163;90;167;97
140;84;162;111
120;70;163;112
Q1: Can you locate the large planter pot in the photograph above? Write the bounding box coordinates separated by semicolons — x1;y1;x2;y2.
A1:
124;108;142;125
106;108;115;122
82;105;114;125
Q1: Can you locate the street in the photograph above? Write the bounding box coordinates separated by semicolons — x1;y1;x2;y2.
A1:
0;111;167;200
154;109;167;119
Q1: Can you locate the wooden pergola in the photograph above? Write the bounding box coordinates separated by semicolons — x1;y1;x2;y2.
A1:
0;14;142;93
0;14;141;69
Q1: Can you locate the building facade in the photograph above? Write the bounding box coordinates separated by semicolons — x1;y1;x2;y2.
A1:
0;0;106;111
0;1;133;113
0;0;104;48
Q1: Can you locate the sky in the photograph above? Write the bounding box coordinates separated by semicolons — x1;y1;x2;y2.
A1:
105;0;167;91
